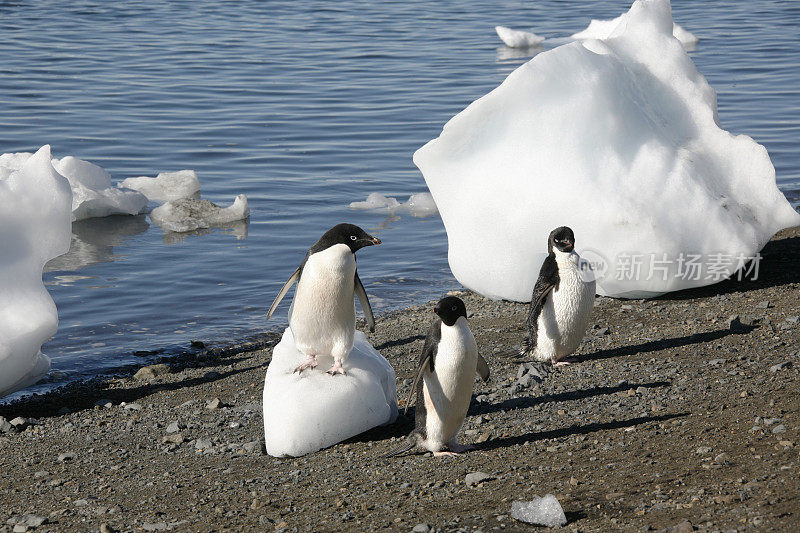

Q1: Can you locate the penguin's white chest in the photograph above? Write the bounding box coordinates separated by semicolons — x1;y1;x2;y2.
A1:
537;253;595;359
423;318;477;448
290;244;356;358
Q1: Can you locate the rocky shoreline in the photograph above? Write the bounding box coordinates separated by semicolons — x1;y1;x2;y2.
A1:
1;227;799;533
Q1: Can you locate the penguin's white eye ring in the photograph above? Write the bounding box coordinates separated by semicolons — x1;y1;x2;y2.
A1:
350;235;357;240
451;306;457;311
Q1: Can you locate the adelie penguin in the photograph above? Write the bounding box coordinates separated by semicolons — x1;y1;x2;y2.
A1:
384;296;490;457
520;226;595;366
266;223;381;376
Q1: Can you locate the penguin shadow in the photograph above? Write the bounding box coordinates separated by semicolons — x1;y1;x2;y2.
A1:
344;412;415;446
373;334;425;351
478;412;689;451
656;234;800;300
468;380;671;417
574;325;756;364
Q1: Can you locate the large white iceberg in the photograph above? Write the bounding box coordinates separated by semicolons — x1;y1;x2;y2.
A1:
149;194;250;233
0;151;148;221
572;11;698;48
263;328;398;457
119;170;201;203
0;146;72;398
414;0;800;300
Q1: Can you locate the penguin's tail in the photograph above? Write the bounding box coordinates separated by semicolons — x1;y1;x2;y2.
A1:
382;434;417;459
519;335;534;358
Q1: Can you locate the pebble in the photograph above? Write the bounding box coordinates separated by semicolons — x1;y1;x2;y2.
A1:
412;524;431;533
100;524;116;533
162;433;185;445
465;472;494;486
10;416;29;429
57;452;76;463
0;416;12;433
133;364;170;381
94;399;113;408
142;522;168;531
769;361;792;372
206;398;222;410
166;421;182;434
122;403;143;411
195;439;213;450
772;424;787;434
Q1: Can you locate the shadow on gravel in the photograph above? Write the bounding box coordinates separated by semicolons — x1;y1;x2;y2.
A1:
470;381;671;416
575;326;755;363
656;235;800;300
480;412;689;451
374;334;425;351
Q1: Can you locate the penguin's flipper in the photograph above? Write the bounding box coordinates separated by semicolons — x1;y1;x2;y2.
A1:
522;255;559;355
404;320;440;416
266;266;301;321
354;271;375;333
476;354;490;382
382;433;419;459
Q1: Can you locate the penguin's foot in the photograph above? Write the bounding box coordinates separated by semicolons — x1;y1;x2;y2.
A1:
553;360;571;367
433;451;461;457
293;355;318;374
326;360;346;376
448;443;474;453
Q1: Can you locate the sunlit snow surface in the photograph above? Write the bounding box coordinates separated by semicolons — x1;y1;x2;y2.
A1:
0;146;71;398
263;328;398;457
415;0;800;300
572;12;698;48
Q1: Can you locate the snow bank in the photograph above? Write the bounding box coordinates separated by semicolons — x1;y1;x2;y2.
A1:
0;151;148;221
572;11;698;47
349;192;438;218
495;26;545;48
119;170;201;203
149;194;250;233
263;328;398;457
0;146;72;398
414;0;800;300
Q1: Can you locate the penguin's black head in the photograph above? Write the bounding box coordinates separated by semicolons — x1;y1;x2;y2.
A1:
434;296;467;327
313;223;381;254
548;226;575;254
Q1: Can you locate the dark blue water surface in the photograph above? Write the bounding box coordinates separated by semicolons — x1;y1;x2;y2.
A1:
1;0;798;398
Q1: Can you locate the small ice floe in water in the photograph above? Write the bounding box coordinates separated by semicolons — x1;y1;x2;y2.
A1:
495;25;545;48
571;11;698;48
511;495;567;527
0;150;148;221
149;194;250;233
263;328;398;457
414;0;800;301
348;192;438;217
119;170;201;203
0;145;72;398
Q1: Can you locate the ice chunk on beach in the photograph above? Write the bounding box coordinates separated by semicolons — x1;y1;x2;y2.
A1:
119;170;201;203
511;495;567;527
263;328;398;457
0;146;72;398
349;192;438;218
571;10;698;47
149;194;249;233
495;26;545;48
414;0;800;300
0;151;147;221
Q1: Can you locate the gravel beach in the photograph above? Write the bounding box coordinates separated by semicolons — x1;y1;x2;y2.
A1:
1;227;798;533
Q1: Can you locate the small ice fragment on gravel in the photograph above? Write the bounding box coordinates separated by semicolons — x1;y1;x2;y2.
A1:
510;494;567;527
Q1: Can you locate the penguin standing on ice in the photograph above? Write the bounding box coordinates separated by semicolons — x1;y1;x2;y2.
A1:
521;226;595;366
266;223;381;375
384;296;490;457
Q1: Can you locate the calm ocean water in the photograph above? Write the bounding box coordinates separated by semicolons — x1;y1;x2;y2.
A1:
1;0;798;399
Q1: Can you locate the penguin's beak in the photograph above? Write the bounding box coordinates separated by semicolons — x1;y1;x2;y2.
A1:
367;235;381;245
